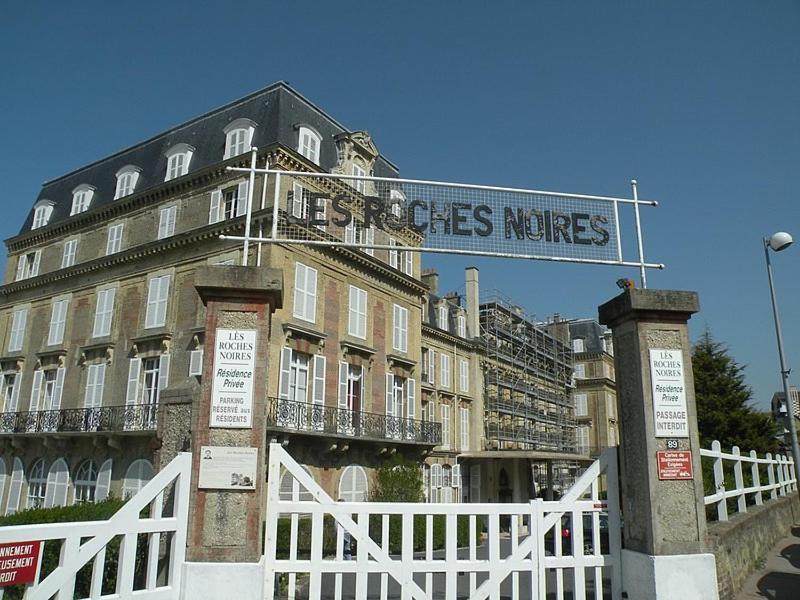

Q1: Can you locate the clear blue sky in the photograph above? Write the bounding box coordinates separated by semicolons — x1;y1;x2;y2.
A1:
2;2;798;409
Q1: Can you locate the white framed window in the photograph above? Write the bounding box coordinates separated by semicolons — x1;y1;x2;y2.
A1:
165;143;194;181
32;200;54;229
122;459;154;499
384;374;416;435
189;349;204;376
339;465;369;502
8;308;28;352
145;274;171;329
84;363;106;409
278;348;310;404
61;239;77;269
2;373;21;413
224;119;255;159
279;466;314;501
577;426;590;455
348;286;367;339
27;459;47;509
337;363;364;427
441;404;451;450
460;407;469;451
93;288;116;338
402;248;413;276
293;262;317;323
125;355;170;411
574;363;586;379
351;164;366;193
297;126;321;164
392;304;408;353
606;393;617;419
209;181;249;224
47;299;69;346
46;458;70;507
430;464;442;503
459;359;469;392
457;315;466;338
438;305;448;331
440;353;451;389
30;368;65;414
15;250;41;281
158;205;177;239
70;185;95;216
388;238;398;268
114;166;141;199
426;349;435;385
575;393;588;417
572;338;585;353
73;460;98;504
106;223;124;255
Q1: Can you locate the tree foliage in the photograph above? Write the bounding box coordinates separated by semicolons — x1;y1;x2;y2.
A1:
693;331;778;455
370;454;424;502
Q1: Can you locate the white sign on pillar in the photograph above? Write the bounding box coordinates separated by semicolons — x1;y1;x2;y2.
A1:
649;348;689;438
210;328;257;428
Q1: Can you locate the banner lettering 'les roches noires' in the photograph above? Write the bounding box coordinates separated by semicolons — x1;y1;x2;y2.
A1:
280;176;620;263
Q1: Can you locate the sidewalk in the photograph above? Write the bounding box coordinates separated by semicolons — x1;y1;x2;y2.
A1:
734;525;800;600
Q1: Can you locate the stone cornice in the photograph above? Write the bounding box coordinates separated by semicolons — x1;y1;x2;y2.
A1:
421;323;479;352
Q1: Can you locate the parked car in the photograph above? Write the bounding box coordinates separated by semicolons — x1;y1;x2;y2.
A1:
544;512;609;555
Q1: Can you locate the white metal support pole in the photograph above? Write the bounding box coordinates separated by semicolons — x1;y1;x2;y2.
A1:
764;239;800;477
631;179;647;288
271;173;281;240
241;147;258;267
257;157;270;267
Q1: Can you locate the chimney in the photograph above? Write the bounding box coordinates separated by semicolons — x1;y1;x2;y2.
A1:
421;269;439;295
465;267;479;338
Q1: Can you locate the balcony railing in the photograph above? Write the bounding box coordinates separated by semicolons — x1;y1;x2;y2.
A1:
0;403;158;435
266;397;442;445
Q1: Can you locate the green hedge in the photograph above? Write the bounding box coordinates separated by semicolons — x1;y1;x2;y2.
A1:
0;499;150;600
276;513;484;558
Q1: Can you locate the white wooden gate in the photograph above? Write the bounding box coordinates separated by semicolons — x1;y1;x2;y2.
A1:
264;443;621;600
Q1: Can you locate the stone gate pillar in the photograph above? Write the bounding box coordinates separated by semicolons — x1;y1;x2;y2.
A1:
182;266;282;599
599;289;719;600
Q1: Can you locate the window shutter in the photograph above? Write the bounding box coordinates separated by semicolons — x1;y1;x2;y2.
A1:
51;367;65;410
209;190;222;224
15;257;26;281
45;460;69;508
338;362;348;409
407;378;416;420
345;221;355;244
428;350;435;385
236;181;249;216
30;370;43;411
404;249;413;275
31;251;41;277
292;183;304;218
365;226;375;256
452;464;461;488
9;372;21;411
189;349;204;376
278;347;292;399
6;458;23;515
385;374;394;417
96;458;113;501
126;359;141;405
388;238;398;268
312;355;326;405
158;354;171;396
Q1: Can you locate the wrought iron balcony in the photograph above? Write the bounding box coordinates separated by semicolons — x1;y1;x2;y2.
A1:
266;397;442;446
0;403;158;435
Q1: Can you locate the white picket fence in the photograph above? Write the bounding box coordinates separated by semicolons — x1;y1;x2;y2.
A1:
700;440;797;522
0;452;191;600
264;442;622;600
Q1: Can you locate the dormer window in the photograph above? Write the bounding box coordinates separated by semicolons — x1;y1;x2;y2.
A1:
352;164;366;194
70;185;95;216
438;305;449;331
32;200;54;230
224;119;256;159
115;166;141;199
165;143;194;182
297;126;321;164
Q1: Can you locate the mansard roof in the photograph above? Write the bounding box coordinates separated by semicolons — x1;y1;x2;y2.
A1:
18;82;399;235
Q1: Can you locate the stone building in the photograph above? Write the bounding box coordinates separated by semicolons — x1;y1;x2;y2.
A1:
0;82;484;512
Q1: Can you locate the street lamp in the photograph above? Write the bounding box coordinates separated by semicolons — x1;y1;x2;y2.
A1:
764;231;800;481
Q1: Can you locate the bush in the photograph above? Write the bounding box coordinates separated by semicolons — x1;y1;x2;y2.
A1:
0;499;150;600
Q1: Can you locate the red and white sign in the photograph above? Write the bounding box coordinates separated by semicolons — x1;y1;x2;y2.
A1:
0;541;42;587
657;450;694;480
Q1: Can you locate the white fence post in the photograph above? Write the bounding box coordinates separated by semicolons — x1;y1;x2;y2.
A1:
732;446;746;514
777;455;786;496
766;453;777;501
750;450;763;506
711;440;728;521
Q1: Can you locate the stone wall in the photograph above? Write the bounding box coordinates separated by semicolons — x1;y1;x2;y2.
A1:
708;494;800;600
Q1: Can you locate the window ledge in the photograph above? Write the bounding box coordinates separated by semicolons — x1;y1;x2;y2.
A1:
132;331;173;354
340;339;375;357
283;322;327;343
386;353;416;369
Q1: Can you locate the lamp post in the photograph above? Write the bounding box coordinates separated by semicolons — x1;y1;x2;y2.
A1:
764;231;800;481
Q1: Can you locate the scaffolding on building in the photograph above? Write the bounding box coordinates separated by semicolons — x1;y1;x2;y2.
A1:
479;291;576;453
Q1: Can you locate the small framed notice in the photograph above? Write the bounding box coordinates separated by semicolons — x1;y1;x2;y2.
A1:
657;450;694;480
649;348;689;438
210;328;257;429
198;446;258;490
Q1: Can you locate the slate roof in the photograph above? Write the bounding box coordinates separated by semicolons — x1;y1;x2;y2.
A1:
20;82;399;235
568;319;609;354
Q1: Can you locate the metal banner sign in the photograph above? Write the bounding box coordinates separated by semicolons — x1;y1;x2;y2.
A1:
225;155;663;281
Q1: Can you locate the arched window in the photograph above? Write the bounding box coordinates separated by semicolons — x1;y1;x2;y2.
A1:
297;126;321;165
122;459;154;498
224;119;256;159
279;466;313;502
164;144;195;182
27;458;47;509
115;165;141;199
441;466;453;503
74;460;98;504
338;465;368;502
70;184;95;216
45;458;69;508
5;458;23;515
32;200;54;229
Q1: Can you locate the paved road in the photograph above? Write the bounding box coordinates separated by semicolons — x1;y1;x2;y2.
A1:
734;525;800;600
